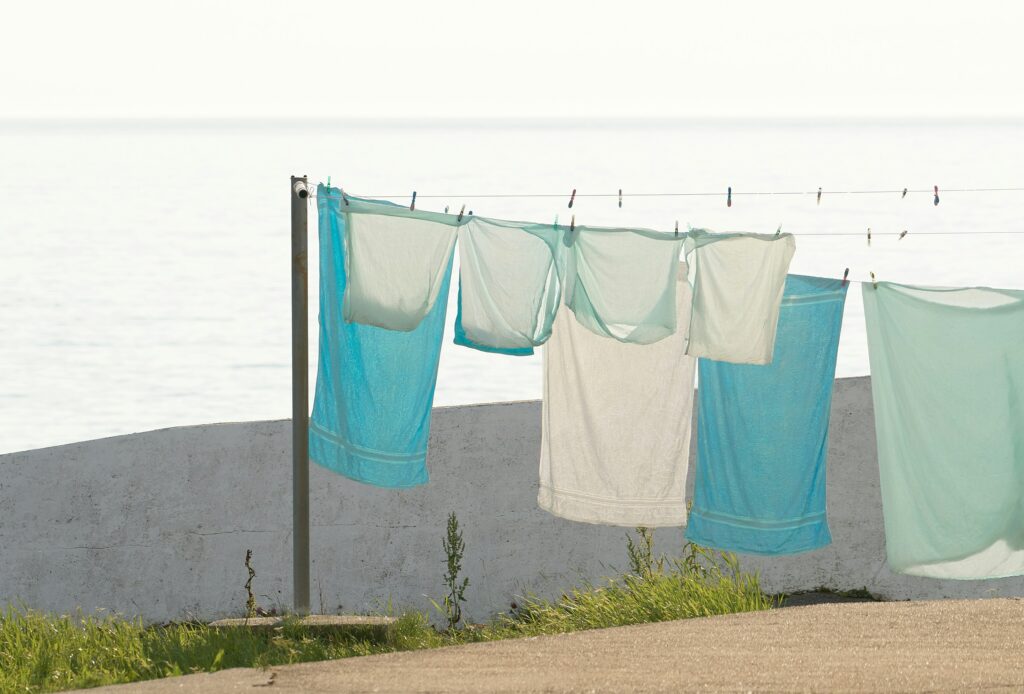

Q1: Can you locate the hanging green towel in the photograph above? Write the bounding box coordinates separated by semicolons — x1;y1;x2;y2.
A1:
454;216;564;355
864;282;1024;579
563;226;686;344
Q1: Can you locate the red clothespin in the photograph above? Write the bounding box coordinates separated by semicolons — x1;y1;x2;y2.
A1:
410;191;417;211
817;187;822;205
933;185;940;206
841;268;850;286
727;186;732;208
568;189;576;209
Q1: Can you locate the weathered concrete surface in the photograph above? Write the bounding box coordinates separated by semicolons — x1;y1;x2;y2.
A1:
81;598;1024;693
2;376;1024;623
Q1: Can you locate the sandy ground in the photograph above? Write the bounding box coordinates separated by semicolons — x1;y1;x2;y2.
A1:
83;598;1024;693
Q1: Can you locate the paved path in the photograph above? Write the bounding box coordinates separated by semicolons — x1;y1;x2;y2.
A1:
85;598;1024;693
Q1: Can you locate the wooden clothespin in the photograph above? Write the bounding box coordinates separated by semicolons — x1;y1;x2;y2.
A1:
457;204;466;222
841;268;850;286
817;187;822;205
568;189;576;209
933;185;940;206
901;187;908;199
727;186;732;208
870;271;878;289
618;189;623;208
898;230;908;240
410;191;417;211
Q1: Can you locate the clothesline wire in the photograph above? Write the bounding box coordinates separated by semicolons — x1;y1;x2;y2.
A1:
313;187;1024;199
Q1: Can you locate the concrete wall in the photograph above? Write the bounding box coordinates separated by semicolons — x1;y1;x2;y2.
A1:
2;376;1022;623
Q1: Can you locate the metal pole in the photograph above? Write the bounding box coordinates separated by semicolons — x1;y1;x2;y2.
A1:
291;175;310;615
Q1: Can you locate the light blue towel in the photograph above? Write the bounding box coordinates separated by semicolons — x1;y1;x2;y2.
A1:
309;185;453;488
686;275;847;555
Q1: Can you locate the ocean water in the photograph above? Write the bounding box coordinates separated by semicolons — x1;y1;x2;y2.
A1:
2;118;1023;453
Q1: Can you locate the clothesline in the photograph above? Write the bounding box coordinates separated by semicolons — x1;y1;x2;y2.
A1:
311;186;1024;199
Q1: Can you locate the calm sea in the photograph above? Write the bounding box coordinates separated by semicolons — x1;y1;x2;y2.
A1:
2;118;1023;453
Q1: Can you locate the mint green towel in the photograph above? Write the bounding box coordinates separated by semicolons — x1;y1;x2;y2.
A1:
864;282;1024;579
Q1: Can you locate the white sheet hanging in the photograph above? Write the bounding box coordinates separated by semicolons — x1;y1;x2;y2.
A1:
684;230;796;364
341;196;458;332
538;261;696;527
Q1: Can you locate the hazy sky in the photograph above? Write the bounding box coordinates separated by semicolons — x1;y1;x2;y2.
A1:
2;0;1022;119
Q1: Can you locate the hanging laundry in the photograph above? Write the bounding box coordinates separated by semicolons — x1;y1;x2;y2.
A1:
309;186;451;488
340;194;458;332
864;282;1024;579
685;229;796;364
454;216;564;355
538;261;696;526
686;275;848;555
563;226;686;344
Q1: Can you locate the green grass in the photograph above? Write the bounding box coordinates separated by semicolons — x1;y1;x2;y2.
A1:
0;534;775;693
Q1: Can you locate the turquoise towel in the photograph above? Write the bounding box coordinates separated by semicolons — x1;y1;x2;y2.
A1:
864;281;1024;579
686;275;847;555
309;185;452;488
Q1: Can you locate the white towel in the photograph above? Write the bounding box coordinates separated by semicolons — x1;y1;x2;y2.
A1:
685;232;795;365
538;261;695;527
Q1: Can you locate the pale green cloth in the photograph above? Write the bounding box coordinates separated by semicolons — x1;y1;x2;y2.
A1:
864;282;1024;579
563;226;686;344
340;196;458;332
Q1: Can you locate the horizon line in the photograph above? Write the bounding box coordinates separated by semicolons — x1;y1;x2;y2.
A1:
2;115;1024;129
